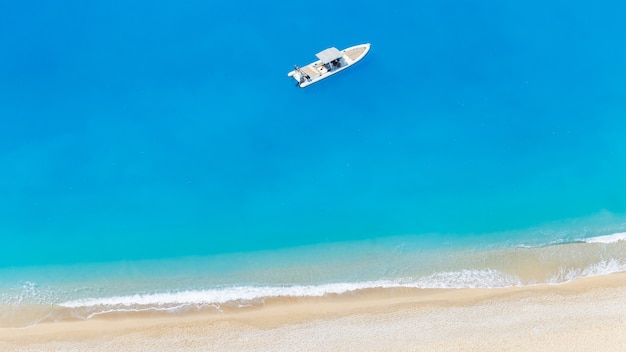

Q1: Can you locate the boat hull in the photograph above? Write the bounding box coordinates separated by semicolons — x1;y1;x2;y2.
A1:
287;43;370;88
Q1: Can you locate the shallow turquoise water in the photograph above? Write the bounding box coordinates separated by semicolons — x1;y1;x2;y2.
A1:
1;0;625;326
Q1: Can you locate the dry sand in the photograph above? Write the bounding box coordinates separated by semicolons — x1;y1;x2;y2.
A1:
2;272;626;352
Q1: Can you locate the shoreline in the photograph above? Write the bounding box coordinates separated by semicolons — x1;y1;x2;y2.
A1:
2;272;626;351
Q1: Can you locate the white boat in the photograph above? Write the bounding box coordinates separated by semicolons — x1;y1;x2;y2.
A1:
287;43;370;88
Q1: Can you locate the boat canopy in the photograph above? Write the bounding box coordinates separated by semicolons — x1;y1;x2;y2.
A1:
316;47;343;64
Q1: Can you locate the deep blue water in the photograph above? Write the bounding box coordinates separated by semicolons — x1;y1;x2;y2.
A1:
1;0;626;283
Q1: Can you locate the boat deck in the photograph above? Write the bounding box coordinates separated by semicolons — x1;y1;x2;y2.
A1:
301;66;320;78
345;46;367;61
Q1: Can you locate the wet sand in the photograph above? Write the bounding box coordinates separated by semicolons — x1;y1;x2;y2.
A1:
2;272;626;352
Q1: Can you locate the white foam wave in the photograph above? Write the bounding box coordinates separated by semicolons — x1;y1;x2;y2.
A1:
59;282;390;308
59;269;520;309
583;232;626;244
549;259;626;283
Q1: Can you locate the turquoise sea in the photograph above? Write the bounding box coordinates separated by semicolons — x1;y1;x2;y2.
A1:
1;0;626;327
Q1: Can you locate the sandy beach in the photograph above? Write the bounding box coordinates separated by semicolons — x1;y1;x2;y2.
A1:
1;272;625;352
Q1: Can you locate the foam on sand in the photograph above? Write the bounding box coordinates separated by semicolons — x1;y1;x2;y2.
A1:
583;232;626;244
549;258;626;283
